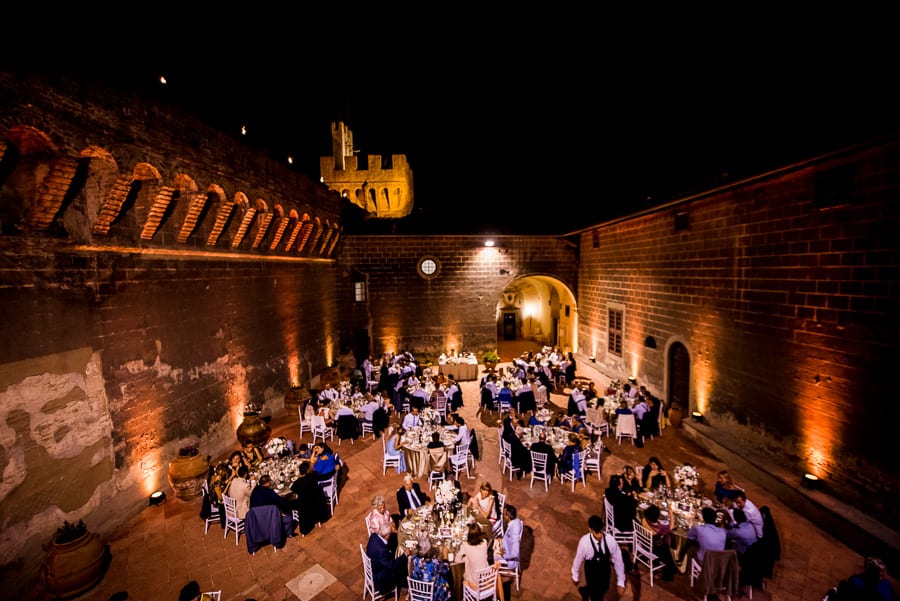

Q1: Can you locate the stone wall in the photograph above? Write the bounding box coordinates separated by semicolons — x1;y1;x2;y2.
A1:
336;235;578;357
575;138;900;516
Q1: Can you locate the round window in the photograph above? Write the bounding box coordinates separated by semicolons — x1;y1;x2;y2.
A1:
417;256;440;279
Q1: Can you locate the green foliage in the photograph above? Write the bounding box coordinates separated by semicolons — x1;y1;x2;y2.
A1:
481;350;500;364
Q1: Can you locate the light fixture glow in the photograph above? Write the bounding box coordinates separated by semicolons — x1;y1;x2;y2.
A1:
691;411;704;423
149;490;166;506
802;473;821;490
484;240;495;247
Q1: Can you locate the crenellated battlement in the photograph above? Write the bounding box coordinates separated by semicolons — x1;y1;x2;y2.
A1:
319;121;414;218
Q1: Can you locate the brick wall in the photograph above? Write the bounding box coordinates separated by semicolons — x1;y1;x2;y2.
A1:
576;139;900;508
337;235;578;356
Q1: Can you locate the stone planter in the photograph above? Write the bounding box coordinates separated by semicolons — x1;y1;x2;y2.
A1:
167;453;209;500
40;530;110;599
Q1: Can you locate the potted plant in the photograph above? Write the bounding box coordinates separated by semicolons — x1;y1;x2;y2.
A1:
481;350;500;370
40;520;110;599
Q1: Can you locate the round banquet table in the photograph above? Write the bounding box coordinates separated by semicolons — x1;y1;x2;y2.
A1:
636;489;725;558
400;426;458;479
397;503;492;600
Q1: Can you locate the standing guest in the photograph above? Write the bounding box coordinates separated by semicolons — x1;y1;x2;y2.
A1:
571;514;626;601
501;408;531;477
715;469;745;503
366;521;411;596
641;456;673;490
289;462;328;535
583;381;599;406
832;557;895;601
396;474;430;516
225;465;252;520
498;504;523;599
565;351;577;386
567;386;587;417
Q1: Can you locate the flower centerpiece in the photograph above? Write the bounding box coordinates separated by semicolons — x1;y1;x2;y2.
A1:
265;436;287;457
674;464;699;488
433;480;460;525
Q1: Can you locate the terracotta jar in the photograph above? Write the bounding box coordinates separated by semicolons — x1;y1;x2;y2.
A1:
236;412;272;449
283;386;309;417
40;528;110;599
167;453;209;500
668;403;684;428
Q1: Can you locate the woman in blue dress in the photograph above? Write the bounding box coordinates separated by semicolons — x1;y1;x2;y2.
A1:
385;425;407;473
409;545;452;601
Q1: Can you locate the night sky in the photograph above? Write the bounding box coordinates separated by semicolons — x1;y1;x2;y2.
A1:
4;12;898;235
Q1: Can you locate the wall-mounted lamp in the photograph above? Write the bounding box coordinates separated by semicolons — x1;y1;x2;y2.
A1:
484;239;495;247
802;473;821;490
149;490;167;506
691;411;704;423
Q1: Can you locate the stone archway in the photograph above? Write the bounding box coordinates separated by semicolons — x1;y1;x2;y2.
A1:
494;275;577;354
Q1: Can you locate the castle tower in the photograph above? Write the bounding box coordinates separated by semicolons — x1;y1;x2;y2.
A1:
319;121;414;218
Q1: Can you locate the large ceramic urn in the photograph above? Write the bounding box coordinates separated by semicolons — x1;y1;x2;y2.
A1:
283;386;309;417
668;403;684;428
40;523;111;599
167;451;209;500
236;411;272;449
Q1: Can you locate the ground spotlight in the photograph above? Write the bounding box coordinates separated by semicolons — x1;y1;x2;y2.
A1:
691;411;704;423
149;491;166;506
802;473;821;490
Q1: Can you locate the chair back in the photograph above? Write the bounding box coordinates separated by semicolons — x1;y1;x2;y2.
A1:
603;497;632;545
407;576;436;601
531;450;547;472
632;519;653;553
616;413;637;443
312;414;326;429
203;592;222;601
474;564;499;598
360;544;376;596
222;494;238;519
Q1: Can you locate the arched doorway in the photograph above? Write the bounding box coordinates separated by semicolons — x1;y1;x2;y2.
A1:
494;275;576;354
667;342;691;412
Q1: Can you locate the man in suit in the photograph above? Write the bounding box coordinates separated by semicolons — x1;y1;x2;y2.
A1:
396;474;430;517
366;521;411;594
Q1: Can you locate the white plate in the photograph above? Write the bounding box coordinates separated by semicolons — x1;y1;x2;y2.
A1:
404;540;417;548
638;503;650;510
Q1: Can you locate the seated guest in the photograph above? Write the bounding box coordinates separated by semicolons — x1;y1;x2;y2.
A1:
367;494;395;535
249;474;295;537
384;425;407;473
456;523;495;595
729;490;764;540
567;386;587;417
318;381;339;403
498;504;523;599
641;456;672;490
335;400;355;418
621;465;643;494
224;465;252;520
715;469;745;504
501;409;531;478
615;399;633;415
583;381;599;406
289;461;328;534
527;409;545;427
726;508;758;555
367;521;411;595
402;406;423;430
410;543;453;601
682;506;726;565
453;414;471;447
641;504;677;581
468;481;501;525
557;432;584;479
316;401;335;428
604;474;637;534
396;474;430;516
530;431;558;477
241;442;265;467
427;431;445;449
311;443;338;479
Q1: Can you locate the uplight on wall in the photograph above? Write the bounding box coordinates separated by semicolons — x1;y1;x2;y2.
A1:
149;491;167;506
484;239;495;247
691;411;704;423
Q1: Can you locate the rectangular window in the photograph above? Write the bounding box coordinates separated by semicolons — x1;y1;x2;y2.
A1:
608;308;623;357
354;281;366;302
